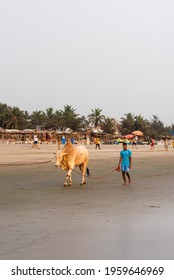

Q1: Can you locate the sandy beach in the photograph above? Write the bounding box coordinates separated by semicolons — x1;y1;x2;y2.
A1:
0;143;174;260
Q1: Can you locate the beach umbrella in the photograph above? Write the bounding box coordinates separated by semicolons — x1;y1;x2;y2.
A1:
132;130;143;136
125;134;134;139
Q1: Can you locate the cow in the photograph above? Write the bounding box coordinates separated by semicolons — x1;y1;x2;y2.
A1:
55;140;90;186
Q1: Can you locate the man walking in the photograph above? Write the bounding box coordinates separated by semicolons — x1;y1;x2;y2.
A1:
32;134;39;149
117;142;132;185
95;137;101;150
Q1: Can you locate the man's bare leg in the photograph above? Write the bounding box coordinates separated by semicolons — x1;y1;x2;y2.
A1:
126;172;131;184
122;171;127;185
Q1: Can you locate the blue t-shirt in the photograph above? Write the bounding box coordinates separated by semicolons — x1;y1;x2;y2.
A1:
120;149;132;165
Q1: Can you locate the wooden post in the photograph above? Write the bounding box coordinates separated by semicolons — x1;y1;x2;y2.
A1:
58;135;61;150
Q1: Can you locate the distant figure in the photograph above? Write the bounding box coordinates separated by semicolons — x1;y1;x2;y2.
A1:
150;138;155;150
164;138;169;151
70;137;75;144
61;136;66;145
32;134;39;149
116;142;132;186
57;136;61;150
46;133;50;143
95;137;101;150
132;136;138;149
172;140;174;149
86;136;90;145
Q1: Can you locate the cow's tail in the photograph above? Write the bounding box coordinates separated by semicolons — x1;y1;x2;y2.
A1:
87;167;90;176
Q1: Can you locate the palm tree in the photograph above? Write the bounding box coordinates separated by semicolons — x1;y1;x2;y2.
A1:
101;117;117;134
0;103;9;128
134;115;149;134
44;107;57;129
78;115;90;131
168;123;174;136
87;108;105;128
149;115;165;139
30;110;46;129
54;110;64;129
120;113;135;134
60;105;81;131
4;106;28;129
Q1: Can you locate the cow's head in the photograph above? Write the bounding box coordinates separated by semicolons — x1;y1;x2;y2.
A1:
55;151;67;168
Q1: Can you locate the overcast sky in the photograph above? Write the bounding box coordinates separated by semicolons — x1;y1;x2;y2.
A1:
0;0;174;125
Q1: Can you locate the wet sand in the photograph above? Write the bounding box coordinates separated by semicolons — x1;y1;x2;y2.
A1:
0;143;174;260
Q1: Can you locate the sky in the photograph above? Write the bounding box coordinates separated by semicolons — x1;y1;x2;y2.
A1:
0;0;174;125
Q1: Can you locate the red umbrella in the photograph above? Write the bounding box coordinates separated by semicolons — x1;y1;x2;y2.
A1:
125;134;134;139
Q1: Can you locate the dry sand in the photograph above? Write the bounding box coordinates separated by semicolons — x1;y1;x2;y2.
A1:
0;143;174;260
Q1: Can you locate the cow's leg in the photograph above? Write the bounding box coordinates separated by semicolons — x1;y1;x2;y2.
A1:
68;173;72;186
80;160;88;185
64;173;69;186
64;168;73;186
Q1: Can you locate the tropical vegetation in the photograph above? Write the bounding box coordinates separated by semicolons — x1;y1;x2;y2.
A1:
0;102;173;139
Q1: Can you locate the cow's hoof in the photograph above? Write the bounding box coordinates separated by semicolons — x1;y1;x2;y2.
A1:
68;183;72;186
64;183;68;187
80;182;86;185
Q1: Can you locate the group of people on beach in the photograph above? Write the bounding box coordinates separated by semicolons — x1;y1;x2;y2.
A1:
31;133;174;186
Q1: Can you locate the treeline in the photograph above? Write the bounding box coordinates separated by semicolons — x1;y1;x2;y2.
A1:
0;102;173;139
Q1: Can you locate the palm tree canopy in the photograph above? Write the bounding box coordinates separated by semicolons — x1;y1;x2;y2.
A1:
60;105;81;131
87;108;105;128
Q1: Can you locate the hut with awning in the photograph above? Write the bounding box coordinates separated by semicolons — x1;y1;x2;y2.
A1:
0;128;5;141
2;129;21;142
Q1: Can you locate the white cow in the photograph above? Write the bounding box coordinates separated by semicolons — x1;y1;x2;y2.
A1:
55;140;90;186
